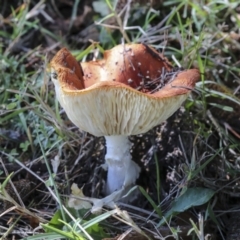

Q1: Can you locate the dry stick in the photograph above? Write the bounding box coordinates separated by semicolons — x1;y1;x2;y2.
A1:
113;2;131;43
224;122;240;139
137;68;184;93
149;69;175;93
121;39;136;71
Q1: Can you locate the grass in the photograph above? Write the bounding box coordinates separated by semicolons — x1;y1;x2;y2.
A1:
1;0;240;239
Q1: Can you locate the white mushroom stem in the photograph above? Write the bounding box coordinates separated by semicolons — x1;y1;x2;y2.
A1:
104;135;140;195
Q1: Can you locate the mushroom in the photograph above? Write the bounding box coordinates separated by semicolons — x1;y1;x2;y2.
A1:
50;43;199;209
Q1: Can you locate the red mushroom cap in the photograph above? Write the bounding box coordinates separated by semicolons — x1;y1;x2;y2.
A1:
51;43;199;136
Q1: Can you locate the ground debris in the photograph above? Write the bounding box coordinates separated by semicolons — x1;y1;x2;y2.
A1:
0;179;32;212
227;210;240;240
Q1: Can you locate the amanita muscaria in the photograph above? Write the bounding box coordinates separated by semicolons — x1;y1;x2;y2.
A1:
50;43;199;206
